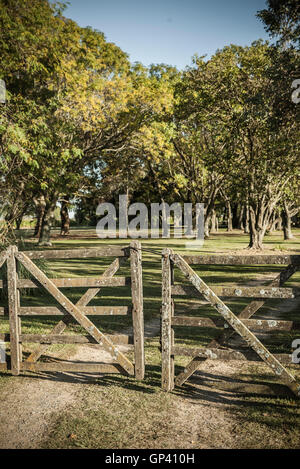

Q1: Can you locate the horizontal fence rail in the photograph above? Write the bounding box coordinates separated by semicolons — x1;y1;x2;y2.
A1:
23;247;129;259
0;276;131;289
182;254;300;265
0;306;131;316
172;285;300;299
0;333;134;345
171;316;300;331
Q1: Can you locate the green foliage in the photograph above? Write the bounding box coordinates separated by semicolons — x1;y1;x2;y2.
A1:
257;0;300;48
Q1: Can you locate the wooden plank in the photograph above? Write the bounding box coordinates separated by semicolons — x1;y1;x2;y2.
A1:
17;277;130;289
7;246;20;375
171;316;299;331
23;247;129;259
172;316;221;328
16;275;22;362
161;249;174;391
18;334;134;345
172;346;292;365
20;362;124;373
170;262;175;387
16;251;135;376
18;306;130;316
182;254;300;265
0;362;8;371
171;252;300;397
130;241;145;380
175;357;206;387
25;257;125;364
172;284;298;299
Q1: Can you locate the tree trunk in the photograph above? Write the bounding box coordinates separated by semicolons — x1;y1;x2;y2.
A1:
248;205;272;250
226;200;233;231
244;203;250;234
203;188;219;239
204;201;216;239
204;215;210;239
237;205;244;230
248;210;264;249
16;215;23;230
33;195;46;238
210;209;218;233
282;201;294;240
60;197;70;236
38;198;57;246
276;218;282;231
268;211;277;233
248;227;265;249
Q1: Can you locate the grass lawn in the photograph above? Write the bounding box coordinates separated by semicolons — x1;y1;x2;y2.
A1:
0;227;300;449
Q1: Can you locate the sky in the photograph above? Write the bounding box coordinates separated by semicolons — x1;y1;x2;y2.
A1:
64;0;270;70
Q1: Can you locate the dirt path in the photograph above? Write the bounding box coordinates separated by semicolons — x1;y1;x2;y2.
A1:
0;319;161;449
0;375;79;448
0;271;298;449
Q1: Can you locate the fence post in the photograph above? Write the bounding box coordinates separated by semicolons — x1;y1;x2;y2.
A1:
130;240;144;380
7;245;21;375
161;248;174;391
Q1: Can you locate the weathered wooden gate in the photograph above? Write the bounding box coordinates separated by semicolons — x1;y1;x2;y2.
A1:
0;241;144;379
161;249;300;397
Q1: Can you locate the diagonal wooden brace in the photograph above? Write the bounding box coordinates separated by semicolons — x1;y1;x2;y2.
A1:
16;251;134;375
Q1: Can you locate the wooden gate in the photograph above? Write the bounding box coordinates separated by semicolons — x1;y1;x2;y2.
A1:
0;241;144;379
161;249;300;397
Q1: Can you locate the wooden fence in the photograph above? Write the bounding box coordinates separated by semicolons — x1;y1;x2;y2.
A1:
161;249;300;397
0;241;144;379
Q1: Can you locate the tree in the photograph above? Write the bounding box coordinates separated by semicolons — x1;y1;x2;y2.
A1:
1;0;150;245
164;43;299;248
227;42;299;248
280;176;300;239
97;64;179;207
257;0;300;48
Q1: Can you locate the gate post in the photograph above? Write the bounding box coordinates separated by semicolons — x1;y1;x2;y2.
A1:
7;245;21;375
161;248;174;391
130;241;144;380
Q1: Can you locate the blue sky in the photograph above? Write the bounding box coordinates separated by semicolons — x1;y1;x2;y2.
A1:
64;0;270;70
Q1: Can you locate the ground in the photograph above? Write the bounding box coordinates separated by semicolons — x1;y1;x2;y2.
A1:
0;228;300;449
